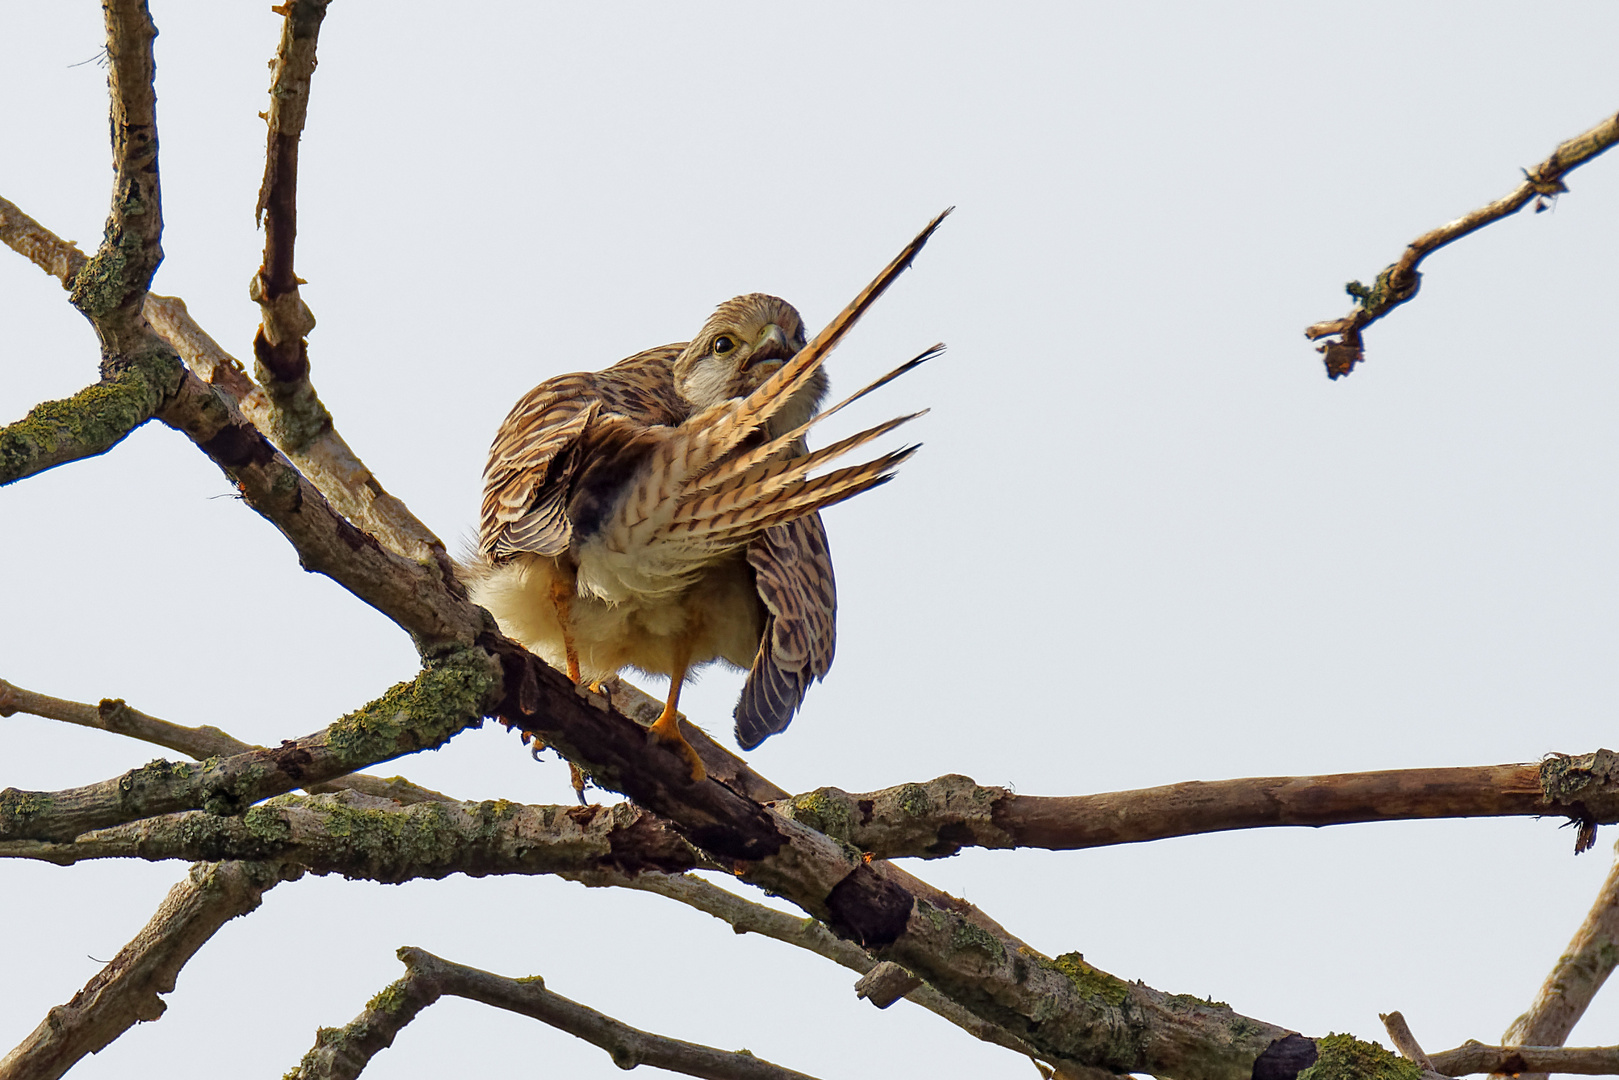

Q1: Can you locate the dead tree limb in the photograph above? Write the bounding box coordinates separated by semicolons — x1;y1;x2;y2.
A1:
0;860;297;1080
1432;1041;1619;1076
1305;109;1619;378
780;758;1619;859
0;676;454;806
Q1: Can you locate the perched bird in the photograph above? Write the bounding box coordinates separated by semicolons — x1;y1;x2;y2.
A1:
466;211;948;783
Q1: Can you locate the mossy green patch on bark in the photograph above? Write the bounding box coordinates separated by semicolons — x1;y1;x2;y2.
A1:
785;789;856;842
325;648;501;768
896;783;933;817
1048;952;1130;1008
366;979;411;1014
0;789;55;823
1298;1034;1422;1080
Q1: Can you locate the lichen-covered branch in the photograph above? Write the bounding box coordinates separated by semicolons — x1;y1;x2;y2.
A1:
1496;846;1619;1080
0;676;454;806
0;650;499;845
283;967;439;1080
0;363;180;485
1305;109;1619;378
0;860;297;1080
0;789;705;881
778;756;1619;859
1431;1041;1619;1076
69;0;165;360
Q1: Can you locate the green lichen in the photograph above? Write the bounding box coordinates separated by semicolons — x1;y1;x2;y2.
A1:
896;783;933;817
515;974;546;986
67;230;141;318
950;919;1006;963
1168;992;1231;1010
1048;952;1130;1008
1298;1034;1422;1080
1;790;54;822
366;979;411;1014
243;804;295;846
0;369;168;484
325;649;500;768
786;789;856;842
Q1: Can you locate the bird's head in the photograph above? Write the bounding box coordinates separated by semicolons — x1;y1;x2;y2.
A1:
672;293;827;435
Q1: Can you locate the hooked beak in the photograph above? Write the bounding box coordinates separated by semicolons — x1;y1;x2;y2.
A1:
740;324;794;370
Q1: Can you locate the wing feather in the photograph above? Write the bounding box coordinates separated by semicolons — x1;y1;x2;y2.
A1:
735;515;837;750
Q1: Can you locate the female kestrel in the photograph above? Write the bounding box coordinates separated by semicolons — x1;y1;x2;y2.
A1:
466;212;947;781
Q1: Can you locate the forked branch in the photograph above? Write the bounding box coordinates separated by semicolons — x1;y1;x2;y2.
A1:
288;946;824;1080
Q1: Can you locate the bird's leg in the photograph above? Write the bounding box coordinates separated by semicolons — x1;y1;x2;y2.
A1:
548;576;582;684
547;574;589;802
647;649;706;783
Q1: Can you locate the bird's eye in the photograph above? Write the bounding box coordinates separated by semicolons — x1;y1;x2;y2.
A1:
713;335;735;355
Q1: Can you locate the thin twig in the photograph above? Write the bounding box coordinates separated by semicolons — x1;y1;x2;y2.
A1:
1305;110;1619;378
0;676;455;805
1495;846;1619;1080
0;861;297;1080
1381;1012;1438;1072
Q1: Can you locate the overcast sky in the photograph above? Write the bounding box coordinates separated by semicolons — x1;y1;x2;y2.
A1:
5;2;1619;1077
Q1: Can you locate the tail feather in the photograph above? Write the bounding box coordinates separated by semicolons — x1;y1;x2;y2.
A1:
676;447;918;547
685;344;945;497
671;411;926;526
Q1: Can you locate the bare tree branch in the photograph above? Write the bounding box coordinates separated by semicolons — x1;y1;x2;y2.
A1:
284;970;439;1080
0;860;297;1080
779;757;1619;859
1432;1041;1619;1076
0;650;499;844
154;366;482;648
1305;110;1619;378
0;675;455;806
0;790;706;880
0;195;86;286
1495;846;1619;1080
67;0;165;357
399;946;823;1080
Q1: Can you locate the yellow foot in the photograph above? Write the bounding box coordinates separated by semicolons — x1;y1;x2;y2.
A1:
569;762;588;805
647;711;707;783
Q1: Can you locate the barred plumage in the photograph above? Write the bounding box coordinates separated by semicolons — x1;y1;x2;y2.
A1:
465;211;948;779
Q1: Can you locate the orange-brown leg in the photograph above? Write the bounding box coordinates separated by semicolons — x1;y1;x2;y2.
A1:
647;648;706;783
547;575;589;802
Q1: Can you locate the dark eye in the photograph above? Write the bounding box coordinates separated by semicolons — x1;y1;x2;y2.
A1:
713;335;735;355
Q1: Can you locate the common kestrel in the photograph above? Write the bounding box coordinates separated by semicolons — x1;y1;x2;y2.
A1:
466;211;947;783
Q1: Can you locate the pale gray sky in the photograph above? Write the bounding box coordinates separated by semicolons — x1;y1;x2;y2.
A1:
4;2;1619;1076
